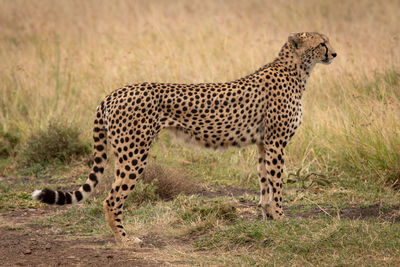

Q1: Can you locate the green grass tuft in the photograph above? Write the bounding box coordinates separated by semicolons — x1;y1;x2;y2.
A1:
179;198;238;223
125;181;161;206
196;218;400;265
0;128;19;158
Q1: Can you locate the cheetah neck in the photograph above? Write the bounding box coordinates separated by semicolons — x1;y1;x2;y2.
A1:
271;42;316;88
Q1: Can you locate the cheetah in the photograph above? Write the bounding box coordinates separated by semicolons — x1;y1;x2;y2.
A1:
32;32;337;244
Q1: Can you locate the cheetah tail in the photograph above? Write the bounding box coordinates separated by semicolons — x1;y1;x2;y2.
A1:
32;103;108;205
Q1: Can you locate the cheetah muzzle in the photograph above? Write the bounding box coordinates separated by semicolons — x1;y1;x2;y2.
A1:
32;32;337;244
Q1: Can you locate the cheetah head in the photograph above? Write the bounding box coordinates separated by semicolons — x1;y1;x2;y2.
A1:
288;32;337;65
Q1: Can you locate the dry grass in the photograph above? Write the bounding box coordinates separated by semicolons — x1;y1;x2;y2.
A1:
1;1;399;184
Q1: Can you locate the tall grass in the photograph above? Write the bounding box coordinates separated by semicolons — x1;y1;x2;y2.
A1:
0;0;399;185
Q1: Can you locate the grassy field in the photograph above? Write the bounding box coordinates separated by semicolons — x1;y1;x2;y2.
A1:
0;0;399;265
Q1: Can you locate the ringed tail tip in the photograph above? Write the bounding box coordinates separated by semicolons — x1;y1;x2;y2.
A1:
32;189;43;201
31;188;58;205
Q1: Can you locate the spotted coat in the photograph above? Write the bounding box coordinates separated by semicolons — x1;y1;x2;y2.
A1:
32;32;337;244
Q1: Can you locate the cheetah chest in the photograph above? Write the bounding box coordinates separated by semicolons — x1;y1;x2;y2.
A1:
266;96;303;142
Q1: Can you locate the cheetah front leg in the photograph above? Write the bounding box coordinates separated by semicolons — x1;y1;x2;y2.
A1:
257;142;284;219
257;144;273;218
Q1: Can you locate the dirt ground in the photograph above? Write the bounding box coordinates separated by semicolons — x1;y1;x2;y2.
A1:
0;206;167;266
1;187;399;266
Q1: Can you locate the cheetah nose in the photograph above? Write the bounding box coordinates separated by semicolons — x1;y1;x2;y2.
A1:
331;52;337;58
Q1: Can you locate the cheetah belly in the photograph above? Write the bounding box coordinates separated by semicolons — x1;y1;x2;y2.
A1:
166;120;263;150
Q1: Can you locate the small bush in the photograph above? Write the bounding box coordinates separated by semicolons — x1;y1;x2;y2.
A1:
125;163;196;207
142;163;196;200
0;129;19;158
17;120;90;168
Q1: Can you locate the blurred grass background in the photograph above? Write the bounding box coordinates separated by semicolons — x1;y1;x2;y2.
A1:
0;0;399;188
1;1;400;265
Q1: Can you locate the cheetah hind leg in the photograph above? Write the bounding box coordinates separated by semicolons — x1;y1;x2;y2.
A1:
102;199;143;246
103;152;149;246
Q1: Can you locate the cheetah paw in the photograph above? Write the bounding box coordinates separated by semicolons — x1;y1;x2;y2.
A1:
116;236;143;248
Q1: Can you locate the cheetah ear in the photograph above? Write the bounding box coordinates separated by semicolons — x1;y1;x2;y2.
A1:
288;33;300;49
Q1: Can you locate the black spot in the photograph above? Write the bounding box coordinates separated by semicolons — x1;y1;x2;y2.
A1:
141;154;148;162
75;191;83;202
83;184;91;192
261;177;266;183
56;191;66;205
129;173;136;179
65;192;72;204
89;173;98;183
122;184;128;190
94;157;102;164
38;188;56;205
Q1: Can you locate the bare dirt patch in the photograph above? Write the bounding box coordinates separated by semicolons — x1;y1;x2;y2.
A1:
0;207;168;266
0;226;162;266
